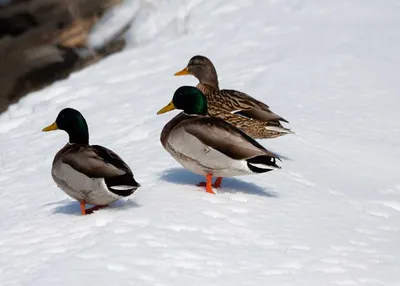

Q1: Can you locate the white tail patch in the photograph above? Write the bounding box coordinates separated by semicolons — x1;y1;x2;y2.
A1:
110;185;137;191
265;126;294;134
248;162;281;170
230;109;244;114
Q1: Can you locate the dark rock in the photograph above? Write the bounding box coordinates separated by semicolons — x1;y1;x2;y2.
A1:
0;0;127;114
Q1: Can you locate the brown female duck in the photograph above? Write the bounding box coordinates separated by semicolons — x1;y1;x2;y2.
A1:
174;55;293;139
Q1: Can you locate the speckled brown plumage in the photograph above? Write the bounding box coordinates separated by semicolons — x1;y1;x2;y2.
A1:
175;55;293;139
207;106;292;139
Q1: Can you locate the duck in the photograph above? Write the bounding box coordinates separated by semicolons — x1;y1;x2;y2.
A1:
174;55;293;139
42;108;140;215
157;86;281;194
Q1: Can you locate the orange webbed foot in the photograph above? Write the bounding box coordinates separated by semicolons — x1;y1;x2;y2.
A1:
80;201;107;215
197;177;223;189
213;177;223;188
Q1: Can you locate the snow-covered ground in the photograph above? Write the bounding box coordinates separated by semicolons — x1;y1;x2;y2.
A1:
1;0;400;285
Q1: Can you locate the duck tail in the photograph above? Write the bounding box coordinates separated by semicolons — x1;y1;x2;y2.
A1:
105;174;141;196
246;156;281;173
265;125;295;134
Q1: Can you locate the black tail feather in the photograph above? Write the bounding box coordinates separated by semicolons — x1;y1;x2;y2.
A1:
105;173;140;197
247;155;281;173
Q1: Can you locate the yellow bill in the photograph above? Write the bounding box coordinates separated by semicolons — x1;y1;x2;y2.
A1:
174;67;189;76
157;101;176;115
42;122;59;132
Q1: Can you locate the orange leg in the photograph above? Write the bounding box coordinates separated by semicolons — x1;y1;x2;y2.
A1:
197;174;216;194
205;173;214;194
80;201;107;215
197;176;223;189
80;201;87;215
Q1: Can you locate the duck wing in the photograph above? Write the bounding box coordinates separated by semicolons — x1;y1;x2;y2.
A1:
217;89;289;123
180;117;280;165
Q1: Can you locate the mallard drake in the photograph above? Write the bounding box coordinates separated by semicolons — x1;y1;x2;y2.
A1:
157;86;281;194
174;55;292;139
42;108;140;215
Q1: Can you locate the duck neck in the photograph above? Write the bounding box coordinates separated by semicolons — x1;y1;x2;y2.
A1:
196;82;219;95
68;128;89;144
195;66;219;93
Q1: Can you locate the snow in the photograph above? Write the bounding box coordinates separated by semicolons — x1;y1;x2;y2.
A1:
1;0;400;285
88;0;140;50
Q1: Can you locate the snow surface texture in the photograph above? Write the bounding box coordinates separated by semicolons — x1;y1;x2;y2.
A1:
1;0;400;285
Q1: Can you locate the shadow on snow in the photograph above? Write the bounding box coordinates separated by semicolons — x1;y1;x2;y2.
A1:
49;199;141;215
159;167;278;198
